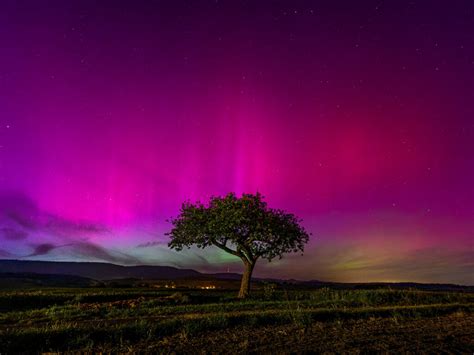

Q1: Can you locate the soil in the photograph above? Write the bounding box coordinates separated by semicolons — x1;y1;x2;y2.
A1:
148;313;474;354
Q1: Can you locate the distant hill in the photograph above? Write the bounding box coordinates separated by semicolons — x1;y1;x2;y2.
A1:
0;259;202;280
0;272;100;288
0;259;472;291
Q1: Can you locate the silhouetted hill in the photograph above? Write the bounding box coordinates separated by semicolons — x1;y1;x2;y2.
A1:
0;259;201;280
210;272;245;280
0;272;100;288
0;260;472;291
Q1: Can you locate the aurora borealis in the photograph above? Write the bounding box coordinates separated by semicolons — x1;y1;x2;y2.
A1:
0;1;472;284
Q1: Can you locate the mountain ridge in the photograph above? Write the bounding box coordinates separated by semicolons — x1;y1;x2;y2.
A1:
0;259;472;291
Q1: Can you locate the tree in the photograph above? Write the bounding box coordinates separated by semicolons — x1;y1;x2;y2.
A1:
167;193;311;298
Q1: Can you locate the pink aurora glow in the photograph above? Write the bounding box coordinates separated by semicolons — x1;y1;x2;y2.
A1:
0;1;472;284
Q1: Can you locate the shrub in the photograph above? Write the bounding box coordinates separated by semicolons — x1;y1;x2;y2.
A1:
263;283;278;300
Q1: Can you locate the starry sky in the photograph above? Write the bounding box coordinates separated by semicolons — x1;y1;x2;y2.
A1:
0;1;473;284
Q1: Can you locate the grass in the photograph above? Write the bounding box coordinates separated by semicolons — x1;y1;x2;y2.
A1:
0;287;473;352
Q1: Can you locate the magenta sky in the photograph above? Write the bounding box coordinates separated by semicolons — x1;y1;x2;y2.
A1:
0;1;473;284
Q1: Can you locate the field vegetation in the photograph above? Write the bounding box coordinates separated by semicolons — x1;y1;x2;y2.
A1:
0;286;473;353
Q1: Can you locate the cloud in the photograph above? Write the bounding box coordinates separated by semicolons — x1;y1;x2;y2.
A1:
26;241;139;265
135;241;165;248
129;241;219;270
0;191;108;238
69;242;140;264
44;219;108;235
0;227;28;240
0;249;14;258
0;191;138;264
27;243;59;257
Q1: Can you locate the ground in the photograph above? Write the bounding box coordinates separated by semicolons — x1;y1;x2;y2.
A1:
154;314;474;354
0;287;473;353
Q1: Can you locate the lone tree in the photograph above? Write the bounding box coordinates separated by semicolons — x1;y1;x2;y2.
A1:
167;193;310;298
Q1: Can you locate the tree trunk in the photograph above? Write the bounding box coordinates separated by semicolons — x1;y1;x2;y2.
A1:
238;261;255;299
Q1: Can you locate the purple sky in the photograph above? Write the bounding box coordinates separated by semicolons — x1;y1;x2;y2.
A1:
0;1;473;284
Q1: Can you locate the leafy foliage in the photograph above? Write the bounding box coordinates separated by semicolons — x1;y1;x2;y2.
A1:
167;193;310;264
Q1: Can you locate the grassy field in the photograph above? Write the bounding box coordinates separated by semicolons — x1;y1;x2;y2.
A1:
0;286;473;353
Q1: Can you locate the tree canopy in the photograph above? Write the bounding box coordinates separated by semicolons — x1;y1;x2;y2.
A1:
167;193;311;297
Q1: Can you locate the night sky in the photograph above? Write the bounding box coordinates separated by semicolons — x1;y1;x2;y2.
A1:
0;1;473;284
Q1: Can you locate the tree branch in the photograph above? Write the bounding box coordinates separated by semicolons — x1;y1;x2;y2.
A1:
241;244;256;263
237;246;252;264
213;240;242;258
